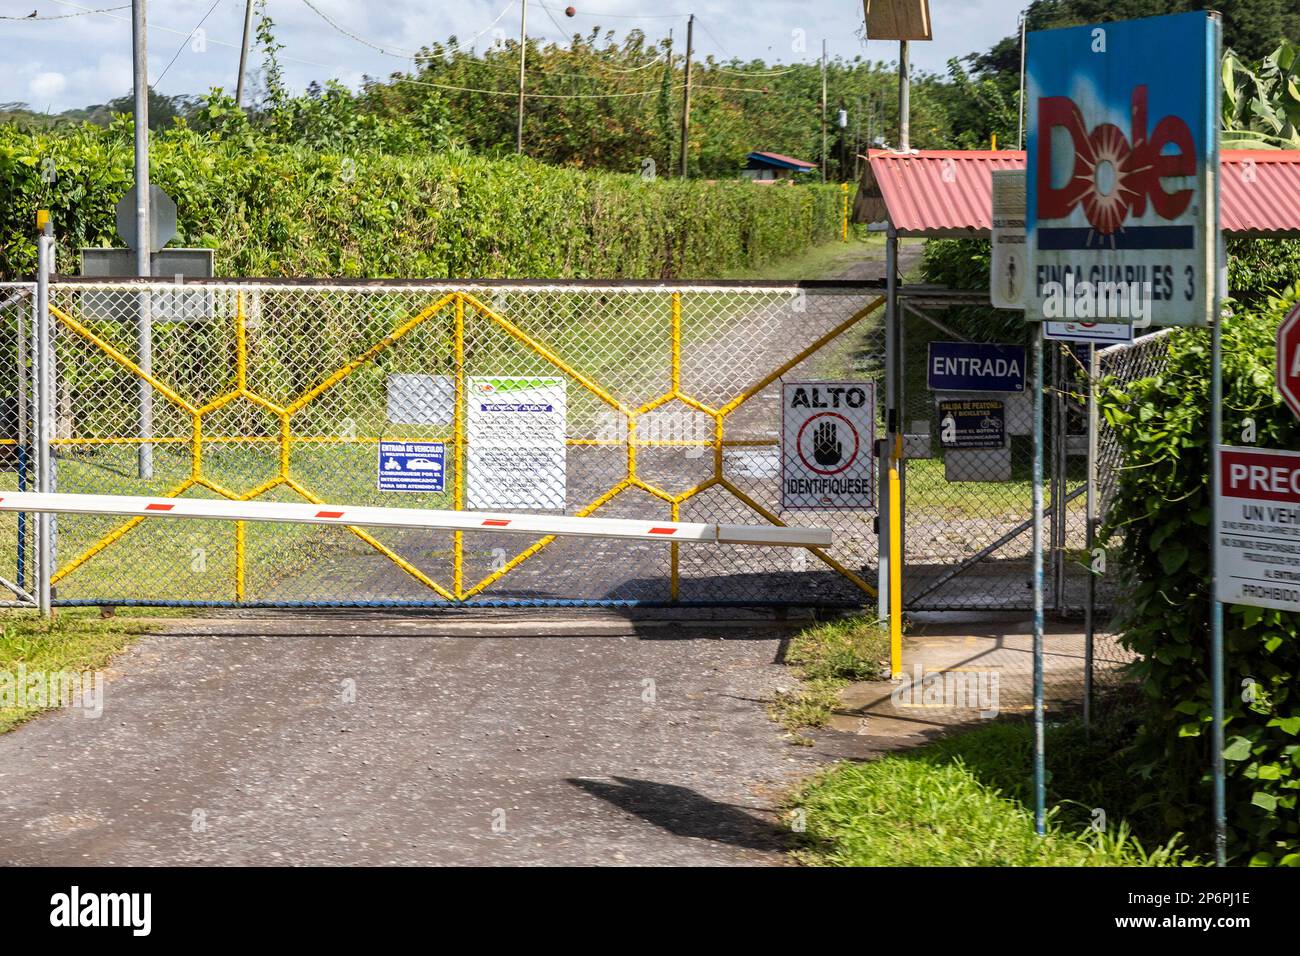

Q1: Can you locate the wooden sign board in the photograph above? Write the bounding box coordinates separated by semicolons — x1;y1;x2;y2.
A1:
863;0;932;41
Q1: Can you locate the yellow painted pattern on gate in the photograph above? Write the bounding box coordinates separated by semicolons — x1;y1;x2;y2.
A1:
47;289;883;601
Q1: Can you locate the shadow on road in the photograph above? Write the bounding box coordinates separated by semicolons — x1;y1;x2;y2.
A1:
567;775;789;852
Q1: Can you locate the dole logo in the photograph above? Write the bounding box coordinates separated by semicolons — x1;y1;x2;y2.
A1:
1037;86;1195;235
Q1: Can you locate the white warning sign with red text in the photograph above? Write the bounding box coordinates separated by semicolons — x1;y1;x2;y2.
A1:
1216;445;1300;611
781;382;875;510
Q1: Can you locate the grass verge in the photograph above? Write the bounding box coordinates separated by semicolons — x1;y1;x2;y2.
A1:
0;610;154;734
770;615;889;738
788;718;1201;866
718;232;886;281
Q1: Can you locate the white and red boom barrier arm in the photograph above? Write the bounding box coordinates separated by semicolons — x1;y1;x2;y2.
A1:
0;492;832;549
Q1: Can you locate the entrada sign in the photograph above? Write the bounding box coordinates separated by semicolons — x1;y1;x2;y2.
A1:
1026;12;1218;327
927;342;1026;393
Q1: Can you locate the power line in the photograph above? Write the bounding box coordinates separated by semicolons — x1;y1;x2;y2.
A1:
538;0;573;40
694;17;729;59
461;0;518;49
153;0;224;88
0;3;127;19
38;0;757;104
534;3;683;20
716;64;800;77
396;73;675;99
298;0;420;59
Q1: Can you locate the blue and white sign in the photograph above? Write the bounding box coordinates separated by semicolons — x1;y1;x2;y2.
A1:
378;441;446;493
927;342;1026;393
1026;12;1218;327
1044;320;1134;344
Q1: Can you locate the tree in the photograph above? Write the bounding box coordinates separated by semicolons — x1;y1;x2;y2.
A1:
1222;40;1300;148
971;0;1300;81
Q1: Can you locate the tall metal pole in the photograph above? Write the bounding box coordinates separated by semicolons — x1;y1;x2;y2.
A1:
820;40;827;183
132;0;153;480
1210;310;1226;866
1032;322;1046;835
1017;11;1027;150
1208;12;1227;869
679;14;694;177
881;226;898;635
1083;344;1098;731
235;0;254;107
515;0;528;154
898;39;910;151
35;213;53;616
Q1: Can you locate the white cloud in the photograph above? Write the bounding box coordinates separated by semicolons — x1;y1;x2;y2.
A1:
0;0;1020;112
29;72;67;103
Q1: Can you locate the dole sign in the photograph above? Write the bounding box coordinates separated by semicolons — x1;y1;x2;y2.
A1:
1026;12;1218;327
1276;302;1300;420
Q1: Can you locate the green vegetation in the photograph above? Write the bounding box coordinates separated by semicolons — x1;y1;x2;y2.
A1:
790;717;1198;866
1099;285;1300;865
1223;40;1300;149
0;103;846;282
0;610;153;733
770;615;888;735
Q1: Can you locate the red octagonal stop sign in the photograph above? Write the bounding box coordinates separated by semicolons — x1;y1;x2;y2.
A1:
1278;302;1300;420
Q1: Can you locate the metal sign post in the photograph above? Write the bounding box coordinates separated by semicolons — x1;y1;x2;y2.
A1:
1083;343;1098;729
1209;20;1227;867
1031;322;1045;834
34;213;53;616
1025;10;1221;848
131;0;153;480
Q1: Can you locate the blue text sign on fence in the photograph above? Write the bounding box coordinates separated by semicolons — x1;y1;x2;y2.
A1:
927;342;1027;392
377;441;446;493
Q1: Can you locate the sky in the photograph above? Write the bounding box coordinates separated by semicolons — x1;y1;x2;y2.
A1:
1;0;1024;114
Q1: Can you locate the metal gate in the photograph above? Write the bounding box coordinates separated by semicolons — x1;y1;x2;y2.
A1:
21;279;885;608
896;288;1090;612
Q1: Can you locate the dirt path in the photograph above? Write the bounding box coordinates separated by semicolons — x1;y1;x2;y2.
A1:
0;610;830;866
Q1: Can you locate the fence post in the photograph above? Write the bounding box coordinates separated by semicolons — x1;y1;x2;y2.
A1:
1031;321;1046;835
35;212;53;616
882;225;900;646
1083;344;1098;732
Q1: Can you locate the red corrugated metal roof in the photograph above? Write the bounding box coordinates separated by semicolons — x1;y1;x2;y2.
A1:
1221;151;1300;237
857;148;1300;238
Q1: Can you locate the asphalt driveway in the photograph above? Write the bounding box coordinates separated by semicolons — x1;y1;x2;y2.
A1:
0;609;827;866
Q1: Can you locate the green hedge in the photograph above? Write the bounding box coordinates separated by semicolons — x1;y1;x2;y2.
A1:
0;111;844;280
1099;286;1300;865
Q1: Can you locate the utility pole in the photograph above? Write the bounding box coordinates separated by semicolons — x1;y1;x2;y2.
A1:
679;13;693;177
820;40;827;183
838;100;848;182
854;95;863;180
1017;10;1028;149
898;39;910;151
236;0;254;107
516;0;528;154
132;0;153;479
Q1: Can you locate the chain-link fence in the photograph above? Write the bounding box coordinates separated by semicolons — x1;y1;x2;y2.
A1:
1086;326;1179;707
0;283;35;607
28;279;885;608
